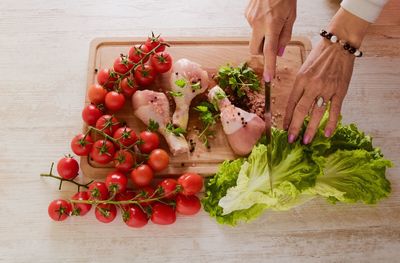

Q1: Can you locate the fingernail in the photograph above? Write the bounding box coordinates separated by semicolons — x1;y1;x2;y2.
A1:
263;72;271;82
324;129;332;138
278;46;285;57
288;134;295;143
303;135;310;145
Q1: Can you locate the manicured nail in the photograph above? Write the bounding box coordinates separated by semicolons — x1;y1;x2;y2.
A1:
303;135;310;145
324;129;332;138
263;72;271;82
278;46;285;57
288;134;295;143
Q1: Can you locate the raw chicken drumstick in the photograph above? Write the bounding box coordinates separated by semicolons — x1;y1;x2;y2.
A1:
208;85;265;156
169;58;209;129
132;90;189;155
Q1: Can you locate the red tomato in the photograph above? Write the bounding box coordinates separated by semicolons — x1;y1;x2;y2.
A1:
115;189;136;210
123;205;148;228
130;164;154;187
88;181;109;200
97;68;118;89
48;199;72;221
176;194;201;215
88;84;108;104
145;34;166;52
71;134;93;156
159;178;178;199
139;131;159;154
113;55;133;75
151;203;176;225
137;186;155;207
105;170;128;194
134;64;157;86
90;140;115;164
128;44;150;63
178;173;204;196
113;127;137;147
147;149;169;172
150;52;172;73
114;150;135;173
120;76;138;97
95;203;117;223
82;104;103;126
95;115;120;136
105;91;125;112
57;155;79;180
71;191;92;216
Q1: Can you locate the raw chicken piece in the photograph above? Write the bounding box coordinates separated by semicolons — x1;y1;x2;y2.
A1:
169;58;209;129
208;86;265;156
132;90;189;155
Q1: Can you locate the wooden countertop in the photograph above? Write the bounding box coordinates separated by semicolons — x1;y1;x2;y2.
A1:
0;0;399;262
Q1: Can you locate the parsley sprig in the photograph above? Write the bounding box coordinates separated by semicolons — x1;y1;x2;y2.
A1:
194;101;219;148
166;123;186;137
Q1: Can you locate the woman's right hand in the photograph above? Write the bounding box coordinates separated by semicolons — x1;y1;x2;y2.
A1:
246;0;297;81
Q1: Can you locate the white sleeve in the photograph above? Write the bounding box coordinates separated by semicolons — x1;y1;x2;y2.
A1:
341;0;389;23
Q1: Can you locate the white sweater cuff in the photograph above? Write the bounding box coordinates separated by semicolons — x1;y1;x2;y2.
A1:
341;0;388;23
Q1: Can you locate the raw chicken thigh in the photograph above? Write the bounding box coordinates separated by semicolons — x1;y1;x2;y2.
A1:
132;90;189;155
208;86;265;156
169;58;209;129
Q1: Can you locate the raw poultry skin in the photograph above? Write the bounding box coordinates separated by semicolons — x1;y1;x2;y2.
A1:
132;90;189;155
170;58;209;129
208;86;265;156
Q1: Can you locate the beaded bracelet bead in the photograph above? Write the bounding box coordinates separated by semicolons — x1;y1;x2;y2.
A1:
320;29;363;57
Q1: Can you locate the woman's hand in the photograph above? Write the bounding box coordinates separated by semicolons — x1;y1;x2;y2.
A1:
246;0;297;81
283;8;370;144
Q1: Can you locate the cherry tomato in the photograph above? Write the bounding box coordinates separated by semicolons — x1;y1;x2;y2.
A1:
95;203;117;223
95;115;120;136
48;199;72;221
134;64;157;86
97;68;118;89
176;194;201;215
113;127;137;147
148;149;169;172
88;84;108;104
130;164;154;187
145;34;166;52
128;44;150;63
82;104;103;126
150;52;172;73
151;203;176;225
105;91;125;112
113;55;133;75
88;181;109;200
71;134;93;156
71;191;92;216
115;189;136;210
114;150;135;173
105;170;128;194
139;131;159;154
90;140;115;164
178;173;204;196
57;155;79;180
159;178;178;199
120;76;138;97
137;186;155;207
123;205;148;228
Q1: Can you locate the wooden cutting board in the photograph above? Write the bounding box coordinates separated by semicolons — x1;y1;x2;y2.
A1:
81;37;311;179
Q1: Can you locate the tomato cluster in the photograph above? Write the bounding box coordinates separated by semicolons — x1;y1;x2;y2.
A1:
46;33;204;228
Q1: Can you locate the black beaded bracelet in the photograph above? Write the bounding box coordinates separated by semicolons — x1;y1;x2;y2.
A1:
320;29;363;57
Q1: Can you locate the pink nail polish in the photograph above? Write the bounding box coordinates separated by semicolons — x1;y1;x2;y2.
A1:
303;135;310;145
278;46;285;57
324;129;332;138
263;72;271;82
288;134;295;143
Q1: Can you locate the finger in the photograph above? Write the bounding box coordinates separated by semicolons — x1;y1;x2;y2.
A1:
303;97;328;144
249;19;266;55
264;31;280;81
287;90;316;143
283;76;306;129
277;20;294;57
324;95;343;137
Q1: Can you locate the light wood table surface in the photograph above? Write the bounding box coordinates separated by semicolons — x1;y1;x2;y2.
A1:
0;1;399;262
